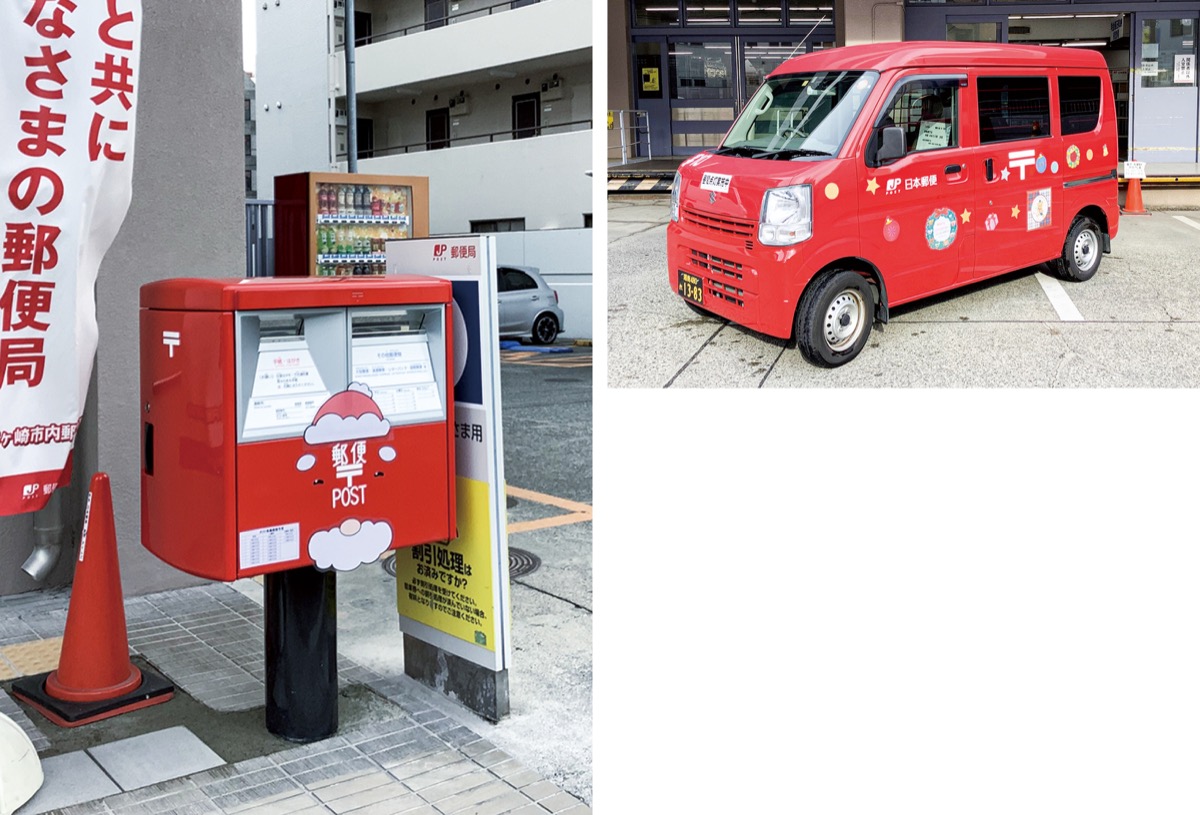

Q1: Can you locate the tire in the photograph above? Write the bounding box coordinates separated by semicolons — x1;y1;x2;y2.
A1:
1052;216;1103;282
795;271;874;368
531;313;559;345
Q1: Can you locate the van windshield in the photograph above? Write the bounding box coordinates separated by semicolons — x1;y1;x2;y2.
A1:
718;71;879;159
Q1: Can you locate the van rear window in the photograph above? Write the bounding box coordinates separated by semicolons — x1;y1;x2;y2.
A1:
1058;76;1102;135
978;76;1051;144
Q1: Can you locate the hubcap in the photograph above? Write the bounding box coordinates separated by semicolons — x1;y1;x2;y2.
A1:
1074;229;1098;272
823;290;865;352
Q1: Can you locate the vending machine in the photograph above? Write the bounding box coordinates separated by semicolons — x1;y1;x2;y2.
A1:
140;276;456;581
273;172;430;277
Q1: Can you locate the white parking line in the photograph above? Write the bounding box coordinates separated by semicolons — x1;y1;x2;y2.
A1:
1035;272;1085;321
1173;215;1200;232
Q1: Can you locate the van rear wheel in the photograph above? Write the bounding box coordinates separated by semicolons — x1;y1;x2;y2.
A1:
796;271;873;367
1053;216;1103;282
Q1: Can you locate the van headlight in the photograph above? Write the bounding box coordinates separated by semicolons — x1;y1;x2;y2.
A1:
670;172;681;222
758;184;812;245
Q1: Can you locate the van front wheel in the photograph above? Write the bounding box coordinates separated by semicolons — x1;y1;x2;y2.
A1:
1053;216;1103;282
796;271;873;367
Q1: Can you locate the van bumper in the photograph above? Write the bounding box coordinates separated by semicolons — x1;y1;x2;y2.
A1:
666;222;797;340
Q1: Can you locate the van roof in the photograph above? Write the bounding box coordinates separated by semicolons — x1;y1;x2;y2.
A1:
772;41;1107;76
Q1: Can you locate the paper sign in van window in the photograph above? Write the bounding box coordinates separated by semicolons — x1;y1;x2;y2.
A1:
914;121;951;151
700;172;732;193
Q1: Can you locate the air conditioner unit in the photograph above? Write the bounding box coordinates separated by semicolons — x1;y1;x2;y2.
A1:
541;79;564;102
448;93;470;116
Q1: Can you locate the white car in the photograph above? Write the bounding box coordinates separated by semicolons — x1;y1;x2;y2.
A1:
496;265;565;345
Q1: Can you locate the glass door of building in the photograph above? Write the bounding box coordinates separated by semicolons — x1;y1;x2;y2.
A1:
1132;16;1199;163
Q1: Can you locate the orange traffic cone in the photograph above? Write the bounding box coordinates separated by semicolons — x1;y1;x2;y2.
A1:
1123;176;1149;215
12;473;174;727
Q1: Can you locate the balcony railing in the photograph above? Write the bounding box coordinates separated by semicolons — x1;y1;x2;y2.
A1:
337;118;591;161
339;0;546;47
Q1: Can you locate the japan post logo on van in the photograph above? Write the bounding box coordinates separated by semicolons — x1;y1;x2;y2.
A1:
699;172;732;194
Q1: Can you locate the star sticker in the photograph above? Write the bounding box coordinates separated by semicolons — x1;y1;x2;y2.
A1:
866;177;879;195
1000;167;1010;181
961;209;971;223
1011;205;1020;218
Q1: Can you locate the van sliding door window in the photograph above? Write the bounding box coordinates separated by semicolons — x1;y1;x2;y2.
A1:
978;77;1051;143
1058;76;1101;135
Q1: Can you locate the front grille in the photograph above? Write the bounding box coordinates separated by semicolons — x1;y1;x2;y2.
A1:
690;249;744;282
685;249;749;309
682;206;755;242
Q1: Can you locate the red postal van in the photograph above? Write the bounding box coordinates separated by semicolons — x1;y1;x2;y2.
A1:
667;42;1120;367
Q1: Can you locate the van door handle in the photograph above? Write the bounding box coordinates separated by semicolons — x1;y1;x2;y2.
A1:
985;158;995;181
945;164;962;174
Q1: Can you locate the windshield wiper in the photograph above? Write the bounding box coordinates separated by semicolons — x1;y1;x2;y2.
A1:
757;148;831;160
712;145;764;157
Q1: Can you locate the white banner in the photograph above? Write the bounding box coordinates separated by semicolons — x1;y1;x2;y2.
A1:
0;0;141;515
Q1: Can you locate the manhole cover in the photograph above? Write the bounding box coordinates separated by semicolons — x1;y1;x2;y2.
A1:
509;548;541;578
382;549;541;578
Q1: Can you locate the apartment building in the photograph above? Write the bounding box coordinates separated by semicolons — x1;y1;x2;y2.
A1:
255;0;593;233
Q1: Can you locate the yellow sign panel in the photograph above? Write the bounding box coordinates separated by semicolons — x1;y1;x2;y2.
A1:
396;477;496;650
642;67;660;92
607;111;614;130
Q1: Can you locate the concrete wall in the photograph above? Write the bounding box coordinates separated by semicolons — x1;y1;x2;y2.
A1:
255;0;334;198
356;130;593;233
0;0;247;598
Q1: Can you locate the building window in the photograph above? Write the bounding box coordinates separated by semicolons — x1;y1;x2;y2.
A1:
669;42;734;100
470;218;526;233
1141;18;1197;89
583;213;592;227
684;0;730;26
634;0;680;26
977;76;1050;144
788;0;832;26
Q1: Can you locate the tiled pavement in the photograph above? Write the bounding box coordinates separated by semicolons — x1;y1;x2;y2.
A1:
1;584;591;815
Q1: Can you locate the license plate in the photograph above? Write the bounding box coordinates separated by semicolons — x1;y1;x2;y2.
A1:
677;271;703;305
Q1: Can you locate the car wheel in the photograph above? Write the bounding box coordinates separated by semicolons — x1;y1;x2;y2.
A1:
1052;216;1102;282
531;313;559;345
795;270;873;368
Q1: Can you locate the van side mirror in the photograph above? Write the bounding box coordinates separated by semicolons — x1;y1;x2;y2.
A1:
877;126;906;164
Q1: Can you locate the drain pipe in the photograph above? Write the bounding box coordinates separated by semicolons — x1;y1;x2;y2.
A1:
22;489;65;581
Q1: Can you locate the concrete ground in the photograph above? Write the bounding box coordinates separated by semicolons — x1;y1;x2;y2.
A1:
1;348;592;815
608;195;1200;387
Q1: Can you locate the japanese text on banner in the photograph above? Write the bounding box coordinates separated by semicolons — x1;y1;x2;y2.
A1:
0;0;141;515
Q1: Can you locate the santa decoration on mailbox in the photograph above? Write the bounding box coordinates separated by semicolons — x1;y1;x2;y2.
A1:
296;383;397;571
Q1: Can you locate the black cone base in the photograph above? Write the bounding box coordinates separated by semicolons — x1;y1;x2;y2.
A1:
11;668;175;728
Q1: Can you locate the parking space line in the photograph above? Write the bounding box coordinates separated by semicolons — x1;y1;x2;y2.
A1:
1035;272;1085;321
506;485;592;534
1173;215;1200;232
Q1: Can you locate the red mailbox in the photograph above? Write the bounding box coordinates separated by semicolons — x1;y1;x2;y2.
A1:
140;276;456;580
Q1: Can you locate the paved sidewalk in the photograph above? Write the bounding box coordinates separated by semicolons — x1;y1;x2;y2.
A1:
2;583;590;815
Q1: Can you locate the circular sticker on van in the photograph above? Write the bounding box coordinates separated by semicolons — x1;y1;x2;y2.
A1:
1086;148;1094;161
1066;145;1081;169
883;217;900;242
825;183;840;200
925;208;958;251
1051;161;1060;173
1036;154;1047;174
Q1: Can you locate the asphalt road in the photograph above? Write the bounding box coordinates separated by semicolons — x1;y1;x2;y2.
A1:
608;195;1200;387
